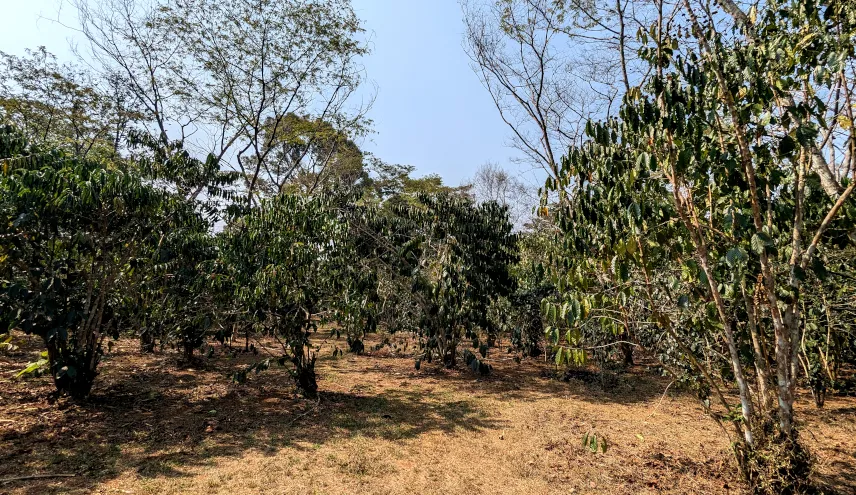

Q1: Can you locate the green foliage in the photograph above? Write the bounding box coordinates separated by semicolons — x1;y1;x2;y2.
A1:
128;130;241;210
218;193;346;396
504;227;558;359
326;186;519;372
0;48;140;159
126;133;240;358
4;11;849;495
463;348;492;375
154;0;371;203
407;194;518;369
142;217;219;360
582;431;608;454
798;247;856;406
0;125;184;398
0;332;17;352
16;351;49;378
248;114;368;196
543;0;856;491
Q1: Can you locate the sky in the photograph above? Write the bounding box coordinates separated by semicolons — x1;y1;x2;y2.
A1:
0;0;524;187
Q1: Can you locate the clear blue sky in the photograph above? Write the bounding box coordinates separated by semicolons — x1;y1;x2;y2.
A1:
0;0;522;187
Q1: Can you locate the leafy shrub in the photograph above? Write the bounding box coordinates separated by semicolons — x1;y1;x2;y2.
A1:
0;125;186;398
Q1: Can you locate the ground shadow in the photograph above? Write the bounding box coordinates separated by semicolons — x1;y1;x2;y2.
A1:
335;346;686;405
3;335;852;494
1;345;505;494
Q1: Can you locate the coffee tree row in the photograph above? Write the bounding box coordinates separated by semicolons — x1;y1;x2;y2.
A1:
0;123;520;398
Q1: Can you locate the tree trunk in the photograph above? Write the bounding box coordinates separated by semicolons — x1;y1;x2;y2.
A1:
140;327;155;353
443;347;456;368
182;341;195;363
442;331;457;368
487;329;496;348
45;337;98;400
742;284;773;412
620;342;634;366
292;351;318;398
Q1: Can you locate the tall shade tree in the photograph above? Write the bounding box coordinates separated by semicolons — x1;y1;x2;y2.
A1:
75;0;371;200
462;0;657;190
75;0;189;147
159;0;371;204
0;48;139;159
249;114;367;196
469;161;534;226
463;0;583;183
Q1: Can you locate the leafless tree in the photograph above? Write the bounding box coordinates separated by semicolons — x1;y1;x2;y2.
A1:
468;162;535;226
74;0;189;146
0;47;140;159
462;0;658;194
463;0;583;184
161;0;373;203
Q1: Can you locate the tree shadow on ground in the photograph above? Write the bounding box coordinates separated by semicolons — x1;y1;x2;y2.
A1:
0;348;505;495
331;347;685;405
813;465;856;495
3;336;851;494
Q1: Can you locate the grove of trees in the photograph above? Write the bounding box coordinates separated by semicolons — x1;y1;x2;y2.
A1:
2;0;855;494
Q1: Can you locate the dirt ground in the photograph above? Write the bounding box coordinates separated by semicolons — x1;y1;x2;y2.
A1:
1;332;854;495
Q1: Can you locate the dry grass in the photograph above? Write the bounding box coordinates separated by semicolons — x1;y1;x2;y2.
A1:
1;332;854;495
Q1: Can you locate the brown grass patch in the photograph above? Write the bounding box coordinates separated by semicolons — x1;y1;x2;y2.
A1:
1;332;854;495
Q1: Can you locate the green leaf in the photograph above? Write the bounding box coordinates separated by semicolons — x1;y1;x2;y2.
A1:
778;135;796;157
677;149;692;171
16;360;46;378
751;232;774;254
618;262;629;282
725;247;747;267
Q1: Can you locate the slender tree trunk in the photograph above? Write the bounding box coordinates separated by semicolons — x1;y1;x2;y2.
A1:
743;282;773;412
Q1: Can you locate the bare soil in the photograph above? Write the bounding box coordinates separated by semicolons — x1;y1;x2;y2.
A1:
1;332;854;495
